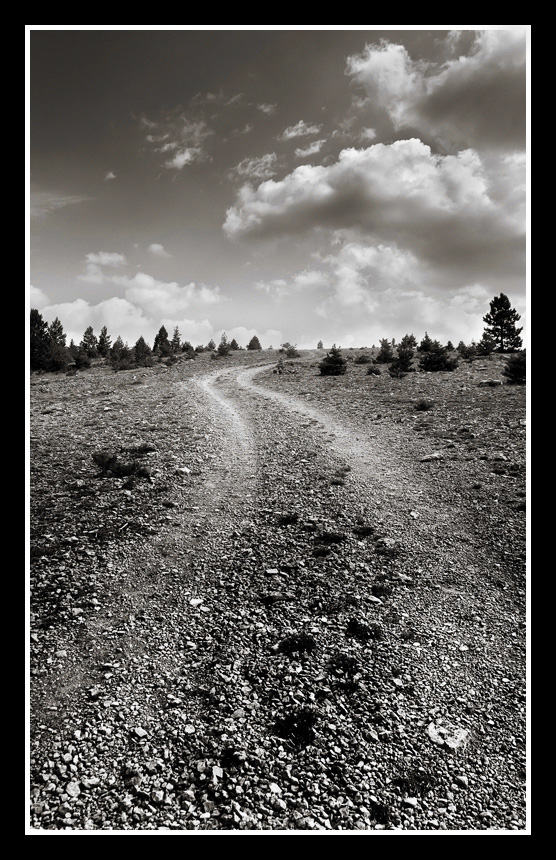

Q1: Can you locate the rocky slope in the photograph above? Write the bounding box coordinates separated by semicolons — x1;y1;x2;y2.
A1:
28;350;528;832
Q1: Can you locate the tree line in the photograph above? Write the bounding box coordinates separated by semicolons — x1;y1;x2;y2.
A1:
30;293;523;377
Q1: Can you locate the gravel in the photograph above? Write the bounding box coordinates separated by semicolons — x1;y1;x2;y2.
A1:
28;350;528;832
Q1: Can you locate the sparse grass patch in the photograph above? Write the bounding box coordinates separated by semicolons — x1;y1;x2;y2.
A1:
272;707;319;746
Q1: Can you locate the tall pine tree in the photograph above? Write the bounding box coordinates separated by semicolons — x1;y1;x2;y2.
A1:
482;294;523;353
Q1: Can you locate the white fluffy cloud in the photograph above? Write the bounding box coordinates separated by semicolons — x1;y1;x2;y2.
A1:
78;251;127;284
111;271;223;320
295;140;326;158
223;138;525;283
346;29;527;150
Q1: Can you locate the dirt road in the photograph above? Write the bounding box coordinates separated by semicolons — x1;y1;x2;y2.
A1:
29;356;527;831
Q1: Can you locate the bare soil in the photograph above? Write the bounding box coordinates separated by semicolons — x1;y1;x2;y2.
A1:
28;349;528;832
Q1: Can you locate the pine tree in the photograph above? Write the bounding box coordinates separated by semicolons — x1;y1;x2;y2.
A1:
389;343;415;377
317;340;324;349
229;338;240;350
482;293;523;353
48;317;66;347
170;326;181;353
419;340;459;372
133;336;152;366
207;338;216;351
399;333;417;349
418;332;434;352
375;338;395;364
80;326;98;358
217;333;231;356
319;344;347;376
30;309;51;371
153;325;171;356
97;325;112;357
476;331;497;356
247;336;262;350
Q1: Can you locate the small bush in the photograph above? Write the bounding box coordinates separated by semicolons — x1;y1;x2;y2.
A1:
414;399;434;411
354;352;373;364
419;341;459;372
319;344;347;376
277;632;317;656
366;365;381;376
501;350;526;384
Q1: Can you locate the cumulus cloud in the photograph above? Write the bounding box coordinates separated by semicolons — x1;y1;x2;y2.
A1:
346;29;527;150
142;112;213;170
78;251;127;284
30;284;49;308
280;120;322;140
148;243;171;257
257;103;277;115
223;138;525;283
111;271;223;320
104;171;116;180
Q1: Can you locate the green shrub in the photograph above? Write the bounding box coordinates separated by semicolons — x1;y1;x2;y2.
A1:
319;344;347;376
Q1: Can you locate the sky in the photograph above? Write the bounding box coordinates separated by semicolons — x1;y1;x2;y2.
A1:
27;26;529;350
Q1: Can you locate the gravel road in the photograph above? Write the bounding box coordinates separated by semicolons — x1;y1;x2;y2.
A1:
29;355;528;832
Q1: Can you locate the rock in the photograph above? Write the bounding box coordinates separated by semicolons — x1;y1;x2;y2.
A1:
420;452;444;462
66;780;81;798
478;379;503;387
176;466;191;475
132;726;148;739
455;775;469;788
444;728;470;752
427;723;445;746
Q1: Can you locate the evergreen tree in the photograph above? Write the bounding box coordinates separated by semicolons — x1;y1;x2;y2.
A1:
80;326;98;358
97;325;112;357
399;333;417;349
111;336;126;357
170;326;181;353
217;333;231;356
153;325;171;355
501;350;526;385
48;317;66;347
476;331;497;356
182;341;196;358
133;336;152;366
317;340;324;349
229;338;240;350
418;331;434;352
206;338;216;351
319;344;347;376
375;338;395;364
419;340;459;372
389;343;415;377
457;340;477;359
482;293;523;352
30;309;51;371
247;335;262;350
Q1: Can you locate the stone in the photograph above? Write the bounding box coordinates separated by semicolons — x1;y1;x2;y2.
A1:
66;780;81;798
420;452;444;462
132;726;148;739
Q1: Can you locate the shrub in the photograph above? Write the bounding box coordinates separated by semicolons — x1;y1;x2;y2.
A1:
366;365;381;376
389;344;415;378
414;399;434;411
501;350;526;384
419;341;459;372
319;344;347;376
457;341;477;359
354;352;373;364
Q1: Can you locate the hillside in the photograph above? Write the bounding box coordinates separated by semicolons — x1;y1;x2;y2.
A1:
28;349;527;832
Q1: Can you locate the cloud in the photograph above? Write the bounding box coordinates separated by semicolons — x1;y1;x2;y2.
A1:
30;284;49;308
142;112;213;170
78;251;127;284
231;153;280;182
111;271;223;320
257;103;277;115
280;120;322;140
104;171;116;181
346;29;527;150
223;138;525;283
30;191;91;219
148;243;171;257
295;139;326;158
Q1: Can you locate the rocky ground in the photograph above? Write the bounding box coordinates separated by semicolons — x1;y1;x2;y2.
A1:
28;348;528;833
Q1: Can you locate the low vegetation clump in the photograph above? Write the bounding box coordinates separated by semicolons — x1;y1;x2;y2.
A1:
277;632;317;656
502;350;526;384
273;707;319;746
366;364;381;376
92;450;151;479
419;341;459;372
319;344;347;376
414;399;434;411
